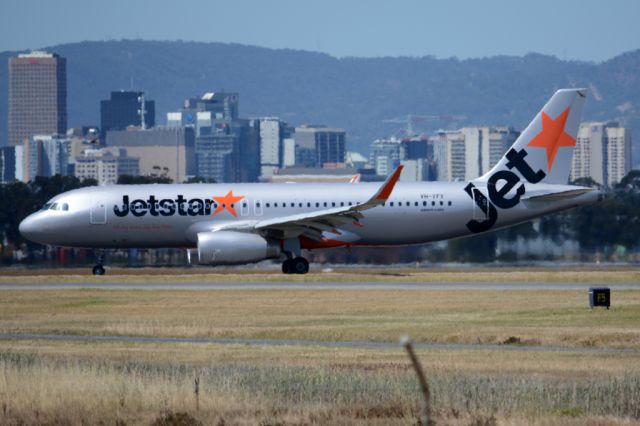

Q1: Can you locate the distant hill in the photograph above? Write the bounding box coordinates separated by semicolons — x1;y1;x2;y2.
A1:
1;40;639;163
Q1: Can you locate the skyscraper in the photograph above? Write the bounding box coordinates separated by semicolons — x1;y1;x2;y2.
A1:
9;51;67;147
100;91;155;135
167;92;260;183
294;125;346;167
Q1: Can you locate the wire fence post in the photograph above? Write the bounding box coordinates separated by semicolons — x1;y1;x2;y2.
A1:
401;336;431;426
194;376;200;411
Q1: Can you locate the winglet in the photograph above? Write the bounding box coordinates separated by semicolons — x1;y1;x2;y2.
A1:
373;165;404;201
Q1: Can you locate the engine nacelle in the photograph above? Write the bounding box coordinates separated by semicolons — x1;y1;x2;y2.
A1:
197;231;281;265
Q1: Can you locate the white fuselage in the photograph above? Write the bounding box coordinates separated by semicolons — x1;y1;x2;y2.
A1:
18;181;598;250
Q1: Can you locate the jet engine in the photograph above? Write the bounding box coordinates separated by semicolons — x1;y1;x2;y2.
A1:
197;231;281;265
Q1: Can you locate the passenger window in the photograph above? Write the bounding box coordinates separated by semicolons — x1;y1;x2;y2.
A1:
406;202;410;206
307;202;311;207
62;203;69;211
440;201;444;206
423;201;427;206
414;202;418;207
291;203;295;207
332;202;336;207
448;201;452;206
266;203;270;208
274;202;278;207
432;201;435;206
390;202;394;207
340;202;344;207
324;202;327;207
299;203;302;207
316;202;319;207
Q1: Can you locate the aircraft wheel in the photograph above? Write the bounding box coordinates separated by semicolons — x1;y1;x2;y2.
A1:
281;259;292;274
291;257;309;274
92;265;105;275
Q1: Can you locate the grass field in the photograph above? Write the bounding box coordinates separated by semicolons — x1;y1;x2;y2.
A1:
1;268;639;424
1;266;640;283
1;288;639;348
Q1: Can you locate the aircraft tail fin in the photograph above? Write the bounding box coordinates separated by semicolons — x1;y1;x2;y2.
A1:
476;88;587;185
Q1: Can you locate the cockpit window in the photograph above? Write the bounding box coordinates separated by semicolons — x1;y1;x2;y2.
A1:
41;202;70;211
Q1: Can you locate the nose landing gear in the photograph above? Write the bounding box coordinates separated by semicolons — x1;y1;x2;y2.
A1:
92;264;105;275
92;250;106;275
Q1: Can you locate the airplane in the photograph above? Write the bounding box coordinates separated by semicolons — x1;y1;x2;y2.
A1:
19;88;599;275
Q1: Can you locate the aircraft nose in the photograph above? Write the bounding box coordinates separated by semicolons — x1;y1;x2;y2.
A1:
19;214;45;243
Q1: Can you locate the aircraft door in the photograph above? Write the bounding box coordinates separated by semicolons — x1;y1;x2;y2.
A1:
240;200;250;216
254;199;263;216
90;199;107;225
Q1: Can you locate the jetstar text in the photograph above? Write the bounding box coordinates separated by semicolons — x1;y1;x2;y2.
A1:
464;148;546;233
114;195;222;217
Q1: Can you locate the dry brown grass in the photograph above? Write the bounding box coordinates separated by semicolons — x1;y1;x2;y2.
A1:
0;341;638;425
1;288;639;349
1;280;639;424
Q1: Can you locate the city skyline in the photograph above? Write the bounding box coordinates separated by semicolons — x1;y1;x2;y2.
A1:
1;0;639;62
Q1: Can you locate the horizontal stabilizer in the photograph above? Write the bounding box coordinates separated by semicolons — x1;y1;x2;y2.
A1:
523;187;595;202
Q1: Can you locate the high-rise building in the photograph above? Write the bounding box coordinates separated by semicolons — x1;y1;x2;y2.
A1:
432;126;519;181
0;147;17;182
294;125;346;168
23;134;70;181
9;51;67;147
370;138;402;177
402;137;430;160
571;122;632;187
400;159;432;182
106;127;196;183
167;92;261;183
100;91;155;135
169;92;239;126
257;118;292;178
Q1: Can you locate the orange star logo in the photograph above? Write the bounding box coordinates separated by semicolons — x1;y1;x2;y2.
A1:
212;191;245;217
527;107;576;171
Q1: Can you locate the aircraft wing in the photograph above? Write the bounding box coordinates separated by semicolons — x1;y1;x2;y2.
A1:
253;166;403;240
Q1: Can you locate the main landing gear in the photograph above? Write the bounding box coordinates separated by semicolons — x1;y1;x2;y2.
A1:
280;238;309;274
282;257;309;274
92;250;106;275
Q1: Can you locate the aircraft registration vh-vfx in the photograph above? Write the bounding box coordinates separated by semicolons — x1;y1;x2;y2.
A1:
20;88;600;275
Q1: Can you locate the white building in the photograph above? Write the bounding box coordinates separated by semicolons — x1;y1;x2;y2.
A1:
258;117;285;178
571;122;632;187
431;126;518;181
75;147;139;185
370;138;402;177
400;159;430;182
23;134;71;181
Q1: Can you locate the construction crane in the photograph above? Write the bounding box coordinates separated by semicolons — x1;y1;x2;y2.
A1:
382;114;468;136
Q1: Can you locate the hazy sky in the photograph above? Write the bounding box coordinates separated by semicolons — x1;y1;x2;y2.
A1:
1;0;639;62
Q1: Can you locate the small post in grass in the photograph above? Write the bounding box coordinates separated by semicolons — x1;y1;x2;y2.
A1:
194;376;200;411
401;336;431;426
